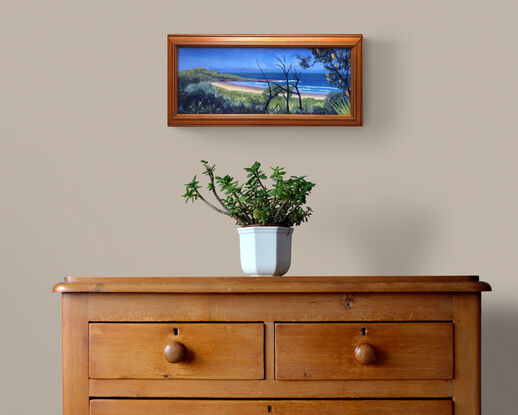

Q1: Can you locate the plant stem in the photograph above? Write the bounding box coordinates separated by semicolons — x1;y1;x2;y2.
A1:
194;190;245;225
274;200;289;221
256;173;267;190
233;196;252;224
206;171;231;213
285;202;302;219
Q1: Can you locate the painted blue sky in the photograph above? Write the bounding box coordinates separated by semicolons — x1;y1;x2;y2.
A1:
178;47;337;73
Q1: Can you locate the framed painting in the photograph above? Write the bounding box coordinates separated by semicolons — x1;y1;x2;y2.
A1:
168;34;362;126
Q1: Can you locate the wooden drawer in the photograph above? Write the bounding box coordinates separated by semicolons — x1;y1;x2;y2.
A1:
90;400;452;415
276;322;453;380
89;323;264;380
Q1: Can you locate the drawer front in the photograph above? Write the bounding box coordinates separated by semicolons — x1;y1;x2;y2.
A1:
276;322;453;380
89;323;264;380
90;400;452;415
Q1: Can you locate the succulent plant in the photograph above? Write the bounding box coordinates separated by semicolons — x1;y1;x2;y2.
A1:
182;160;315;227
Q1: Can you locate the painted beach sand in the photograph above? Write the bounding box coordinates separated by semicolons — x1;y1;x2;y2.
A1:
177;47;352;115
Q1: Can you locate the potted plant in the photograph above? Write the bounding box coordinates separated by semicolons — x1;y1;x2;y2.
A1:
182;160;315;276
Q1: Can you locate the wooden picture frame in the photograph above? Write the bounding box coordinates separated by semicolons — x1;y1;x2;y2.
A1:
168;34;363;126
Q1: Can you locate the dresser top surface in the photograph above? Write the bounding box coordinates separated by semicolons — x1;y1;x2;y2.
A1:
53;276;491;293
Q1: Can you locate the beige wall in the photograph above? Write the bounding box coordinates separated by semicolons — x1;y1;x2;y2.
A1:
1;0;517;412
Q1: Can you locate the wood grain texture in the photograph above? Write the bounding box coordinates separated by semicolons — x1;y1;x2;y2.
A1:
453;294;481;415
90;399;452;415
166;34;363;126
86;293;454;322
54;276;489;412
89;378;454;398
65;275;479;283
53;275;491;293
89;323;264;380
264;321;275;380
276;322;453;380
62;294;89;415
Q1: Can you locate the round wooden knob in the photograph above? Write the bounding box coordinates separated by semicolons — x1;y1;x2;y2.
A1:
355;343;376;364
163;341;186;363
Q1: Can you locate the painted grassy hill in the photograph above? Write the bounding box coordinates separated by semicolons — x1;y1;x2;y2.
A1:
178;68;254;88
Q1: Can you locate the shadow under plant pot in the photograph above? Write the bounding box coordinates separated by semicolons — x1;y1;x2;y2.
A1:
237;226;293;276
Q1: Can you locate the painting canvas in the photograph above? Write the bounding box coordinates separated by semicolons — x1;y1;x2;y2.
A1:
178;47;352;116
168;35;362;126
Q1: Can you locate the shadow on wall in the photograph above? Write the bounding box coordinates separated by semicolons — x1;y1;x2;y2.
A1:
176;38;402;143
345;201;435;274
362;38;401;134
483;307;518;413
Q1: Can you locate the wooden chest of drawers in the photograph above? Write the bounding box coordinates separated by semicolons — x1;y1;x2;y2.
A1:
53;276;491;415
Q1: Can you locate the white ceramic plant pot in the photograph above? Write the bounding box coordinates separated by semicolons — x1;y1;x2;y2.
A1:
237;226;293;276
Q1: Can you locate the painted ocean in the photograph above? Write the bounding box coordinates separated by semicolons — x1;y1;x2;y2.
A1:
227;72;341;95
